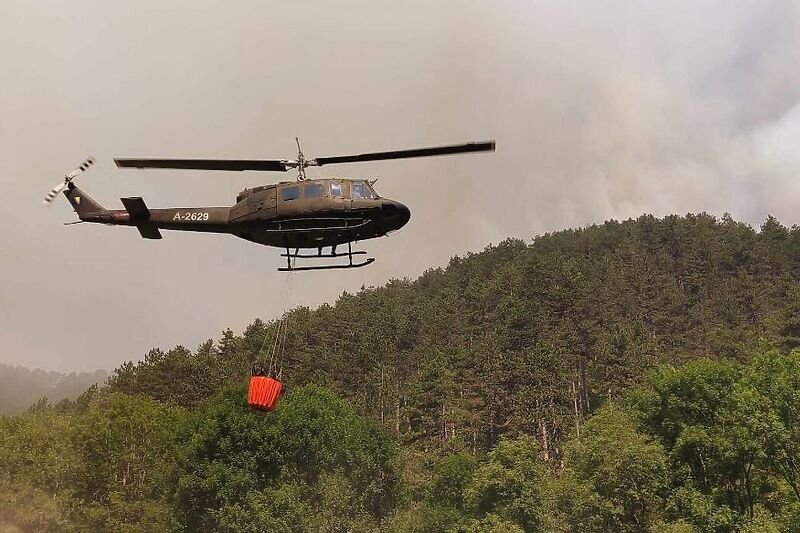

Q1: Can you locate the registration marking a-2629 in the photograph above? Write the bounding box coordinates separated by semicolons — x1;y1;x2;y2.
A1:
173;212;210;221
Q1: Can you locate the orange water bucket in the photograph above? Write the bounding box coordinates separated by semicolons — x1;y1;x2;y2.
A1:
247;376;283;411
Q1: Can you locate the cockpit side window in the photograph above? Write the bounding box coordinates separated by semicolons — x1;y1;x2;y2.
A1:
351;181;373;199
281;186;300;201
330;182;342;198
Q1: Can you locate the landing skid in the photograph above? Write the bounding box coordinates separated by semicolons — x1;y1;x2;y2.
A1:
278;242;375;272
278;258;375;272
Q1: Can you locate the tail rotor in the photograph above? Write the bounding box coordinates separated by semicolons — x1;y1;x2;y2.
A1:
42;156;95;206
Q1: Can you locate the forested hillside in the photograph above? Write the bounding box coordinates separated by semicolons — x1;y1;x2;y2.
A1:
110;213;800;456
3;213;800;531
0;364;107;414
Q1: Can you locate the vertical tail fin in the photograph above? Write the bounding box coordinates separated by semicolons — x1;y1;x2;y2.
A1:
64;183;106;219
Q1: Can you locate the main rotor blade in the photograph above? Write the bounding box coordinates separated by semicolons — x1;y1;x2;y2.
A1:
314;140;495;166
114;158;290;172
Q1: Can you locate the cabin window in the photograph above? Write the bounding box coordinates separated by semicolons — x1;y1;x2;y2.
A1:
281;186;299;201
351;181;373;199
330;182;342;198
304;183;324;198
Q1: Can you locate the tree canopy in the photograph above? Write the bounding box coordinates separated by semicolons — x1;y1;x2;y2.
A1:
4;213;800;531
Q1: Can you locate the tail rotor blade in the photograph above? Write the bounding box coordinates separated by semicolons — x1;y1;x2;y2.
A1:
43;181;68;205
43;156;95;206
67;156;96;179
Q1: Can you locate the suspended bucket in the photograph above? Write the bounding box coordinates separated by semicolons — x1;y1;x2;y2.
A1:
247;376;283;411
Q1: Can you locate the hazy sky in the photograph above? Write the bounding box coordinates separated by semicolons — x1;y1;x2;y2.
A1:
2;1;800;371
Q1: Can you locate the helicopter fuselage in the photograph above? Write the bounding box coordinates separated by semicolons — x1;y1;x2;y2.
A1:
72;178;410;250
52;139;491;270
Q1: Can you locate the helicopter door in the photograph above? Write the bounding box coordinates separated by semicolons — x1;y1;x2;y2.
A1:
299;182;327;214
329;181;347;213
277;185;302;217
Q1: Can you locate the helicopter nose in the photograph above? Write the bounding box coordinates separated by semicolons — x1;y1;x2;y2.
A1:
382;200;411;231
395;202;410;227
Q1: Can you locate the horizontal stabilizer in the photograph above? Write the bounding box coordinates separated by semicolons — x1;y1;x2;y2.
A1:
136;225;162;239
121;197;150;220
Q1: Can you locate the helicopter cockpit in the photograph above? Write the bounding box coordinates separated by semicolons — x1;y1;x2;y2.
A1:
351;180;378;199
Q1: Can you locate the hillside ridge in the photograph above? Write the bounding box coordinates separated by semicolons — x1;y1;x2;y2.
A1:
108;212;800;453
0;363;108;414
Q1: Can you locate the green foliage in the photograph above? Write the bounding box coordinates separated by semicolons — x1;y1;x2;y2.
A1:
562;406;669;532
464;436;548;531
0;392;186;532
0;385;401;532
629;358;741;449
627;349;800;531
67;393;187;531
5;214;800;529
428;453;477;510
649;519;698;533
385;502;465;533
458;514;525;533
0;408;77;531
389;436;559;532
175;384;400;532
106;214;800;458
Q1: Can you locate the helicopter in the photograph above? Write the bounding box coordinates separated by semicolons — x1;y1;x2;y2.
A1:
43;139;495;271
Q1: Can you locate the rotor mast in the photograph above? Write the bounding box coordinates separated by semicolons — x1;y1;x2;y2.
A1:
283;137;318;181
295;137;308;181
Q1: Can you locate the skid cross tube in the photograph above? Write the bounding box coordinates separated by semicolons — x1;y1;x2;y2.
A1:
280;250;367;258
277;219;375;271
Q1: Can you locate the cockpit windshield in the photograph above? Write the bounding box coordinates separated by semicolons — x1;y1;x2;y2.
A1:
352;180;377;199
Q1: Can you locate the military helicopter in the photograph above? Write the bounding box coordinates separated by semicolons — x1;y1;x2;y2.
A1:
44;139;495;271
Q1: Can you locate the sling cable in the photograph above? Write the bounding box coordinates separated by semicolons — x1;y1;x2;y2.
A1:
248;261;295;411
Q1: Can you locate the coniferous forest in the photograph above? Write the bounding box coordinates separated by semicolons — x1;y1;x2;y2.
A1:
4;213;800;532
